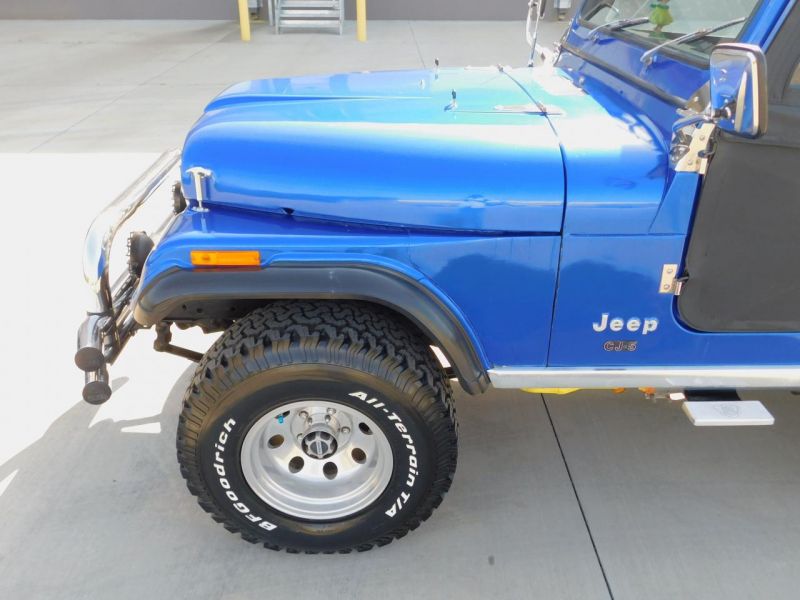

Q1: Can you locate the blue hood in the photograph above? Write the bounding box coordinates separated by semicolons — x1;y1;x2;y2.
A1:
181;68;566;233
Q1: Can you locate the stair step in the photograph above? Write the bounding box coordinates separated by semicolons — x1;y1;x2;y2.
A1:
276;0;342;33
281;0;340;7
280;9;340;18
279;19;341;28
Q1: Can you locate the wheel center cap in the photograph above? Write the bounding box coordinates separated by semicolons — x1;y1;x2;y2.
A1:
301;429;337;459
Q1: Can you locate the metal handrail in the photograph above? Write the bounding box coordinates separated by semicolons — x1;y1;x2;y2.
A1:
82;149;181;314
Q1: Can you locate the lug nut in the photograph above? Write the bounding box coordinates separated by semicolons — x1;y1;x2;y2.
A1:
341;426;351;435
299;411;308;420
297;433;303;442
325;415;332;423
326;408;336;415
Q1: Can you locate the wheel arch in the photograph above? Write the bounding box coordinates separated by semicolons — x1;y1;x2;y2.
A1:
133;261;490;395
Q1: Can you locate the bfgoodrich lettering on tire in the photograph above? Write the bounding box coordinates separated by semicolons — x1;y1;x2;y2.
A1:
176;301;458;553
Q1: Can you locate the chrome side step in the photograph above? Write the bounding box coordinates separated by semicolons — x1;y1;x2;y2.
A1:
682;400;775;426
488;366;800;390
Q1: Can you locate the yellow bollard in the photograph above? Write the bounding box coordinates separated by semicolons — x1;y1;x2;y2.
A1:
356;0;367;42
238;0;251;42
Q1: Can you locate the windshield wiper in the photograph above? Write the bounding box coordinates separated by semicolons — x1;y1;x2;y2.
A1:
640;16;747;67
588;16;650;40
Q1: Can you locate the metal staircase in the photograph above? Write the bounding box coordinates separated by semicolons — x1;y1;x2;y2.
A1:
274;0;344;34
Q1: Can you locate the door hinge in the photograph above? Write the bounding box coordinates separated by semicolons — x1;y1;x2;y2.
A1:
659;264;679;294
659;264;688;295
674;276;689;296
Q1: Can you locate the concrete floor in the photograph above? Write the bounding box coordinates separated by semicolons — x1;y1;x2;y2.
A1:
0;19;567;152
2;19;800;600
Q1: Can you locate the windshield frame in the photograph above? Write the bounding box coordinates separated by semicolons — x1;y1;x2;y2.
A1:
576;0;766;68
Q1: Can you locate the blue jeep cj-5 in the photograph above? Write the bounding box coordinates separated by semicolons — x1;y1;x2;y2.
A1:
75;0;800;552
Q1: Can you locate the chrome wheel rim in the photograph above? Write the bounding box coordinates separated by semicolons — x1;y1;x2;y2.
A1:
241;400;394;520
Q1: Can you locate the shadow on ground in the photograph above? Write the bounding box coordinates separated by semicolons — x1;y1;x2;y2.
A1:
0;369;608;600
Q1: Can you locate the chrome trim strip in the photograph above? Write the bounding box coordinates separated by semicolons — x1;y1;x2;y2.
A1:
488;366;800;389
82;149;181;313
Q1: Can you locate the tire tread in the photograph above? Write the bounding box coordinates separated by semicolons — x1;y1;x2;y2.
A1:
176;300;457;553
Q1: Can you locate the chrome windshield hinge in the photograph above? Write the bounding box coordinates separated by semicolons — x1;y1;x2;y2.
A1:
671;121;716;175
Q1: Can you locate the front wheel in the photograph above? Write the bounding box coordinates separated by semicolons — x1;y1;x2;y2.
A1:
176;301;458;553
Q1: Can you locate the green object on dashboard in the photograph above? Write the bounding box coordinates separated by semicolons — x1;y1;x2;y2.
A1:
650;0;674;30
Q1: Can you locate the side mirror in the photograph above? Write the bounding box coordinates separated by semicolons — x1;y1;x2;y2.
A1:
709;43;768;138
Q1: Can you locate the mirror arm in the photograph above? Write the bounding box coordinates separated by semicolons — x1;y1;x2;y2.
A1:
672;111;714;135
672;104;733;135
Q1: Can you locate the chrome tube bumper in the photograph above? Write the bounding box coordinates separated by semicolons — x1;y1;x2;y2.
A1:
75;149;181;404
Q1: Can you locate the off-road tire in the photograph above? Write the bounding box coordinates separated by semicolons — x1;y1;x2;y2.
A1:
176;300;458;553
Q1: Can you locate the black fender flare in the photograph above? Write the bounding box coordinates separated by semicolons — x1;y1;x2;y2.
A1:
133;262;489;395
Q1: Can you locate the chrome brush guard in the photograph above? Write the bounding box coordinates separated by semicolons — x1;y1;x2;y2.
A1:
75;150;181;403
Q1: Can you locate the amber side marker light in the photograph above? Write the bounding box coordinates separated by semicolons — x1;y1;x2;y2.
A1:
190;250;261;267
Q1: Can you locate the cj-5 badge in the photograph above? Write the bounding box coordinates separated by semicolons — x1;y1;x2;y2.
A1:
604;340;638;352
593;313;658;335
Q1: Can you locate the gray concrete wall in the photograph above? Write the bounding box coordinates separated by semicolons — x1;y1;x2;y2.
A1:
345;0;539;20
0;0;237;19
0;0;573;20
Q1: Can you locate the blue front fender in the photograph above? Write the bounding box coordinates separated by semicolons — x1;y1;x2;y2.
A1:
134;256;490;394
